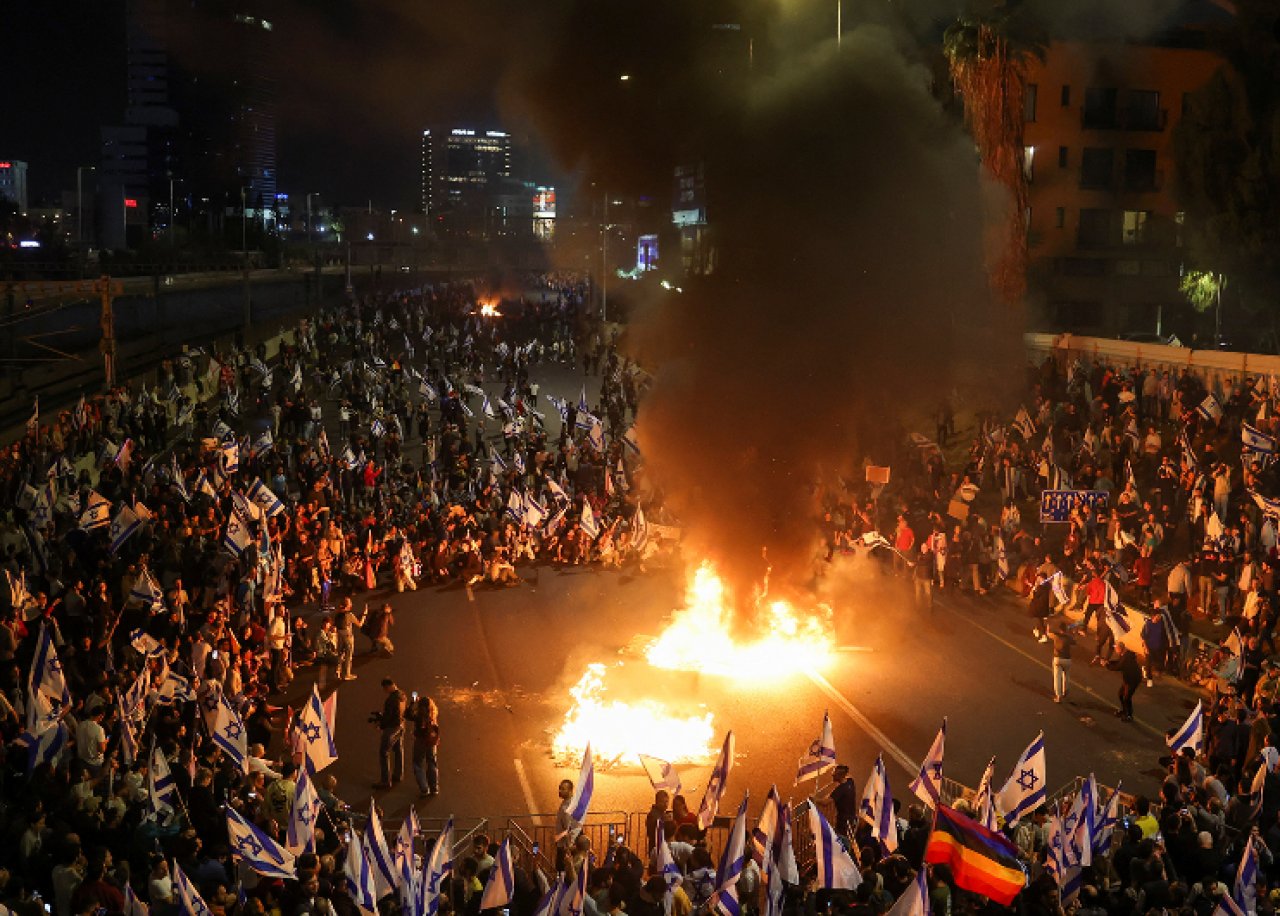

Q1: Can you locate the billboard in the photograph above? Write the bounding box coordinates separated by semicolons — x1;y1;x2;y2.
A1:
532;187;556;219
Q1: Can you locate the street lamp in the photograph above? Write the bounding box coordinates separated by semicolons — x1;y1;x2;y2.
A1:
241;186;251;331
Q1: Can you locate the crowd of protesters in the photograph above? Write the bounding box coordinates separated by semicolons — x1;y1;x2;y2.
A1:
4;269;1280;916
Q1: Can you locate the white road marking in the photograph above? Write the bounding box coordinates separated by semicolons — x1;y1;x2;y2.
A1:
806;671;920;776
513;756;542;825
932;595;1161;737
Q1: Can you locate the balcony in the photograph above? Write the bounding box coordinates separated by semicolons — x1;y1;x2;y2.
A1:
1122;168;1163;193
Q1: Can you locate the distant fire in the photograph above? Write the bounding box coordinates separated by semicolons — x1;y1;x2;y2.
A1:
551;563;836;765
478;301;502;317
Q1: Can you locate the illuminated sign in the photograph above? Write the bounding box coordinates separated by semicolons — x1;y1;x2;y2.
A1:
451;129;475;136
19;240;40;248
124;198;138;208
637;234;658;272
0;162;10;168
532;187;556;218
486;130;508;138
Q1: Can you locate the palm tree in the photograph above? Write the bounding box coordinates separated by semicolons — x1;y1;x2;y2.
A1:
944;0;1047;308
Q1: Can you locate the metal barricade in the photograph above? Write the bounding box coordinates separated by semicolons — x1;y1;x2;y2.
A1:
505;810;631;868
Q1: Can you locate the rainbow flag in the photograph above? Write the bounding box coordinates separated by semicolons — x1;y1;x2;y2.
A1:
925;805;1026;905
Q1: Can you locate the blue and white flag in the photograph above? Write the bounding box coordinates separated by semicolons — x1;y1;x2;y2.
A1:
655;819;684;896
29;623;71;714
131;568;165;608
227;804;297;879
909;719;946;807
1167;701;1204;754
220;440;240;474
546;477;569;503
395;807;420;916
364;801;399;898
345;829;379;915
709;795;749;916
15;688;67;771
555;855;588;916
1253;491;1280;520
480;837;515;910
1236;834;1259;915
578;385;589;414
251;429;274;457
482;395;497;420
1012;406;1037;440
808;801;862;889
420;379;438;402
1243;423;1277;457
973;756;999;832
109;505;143;554
1197;394;1224;422
223;509;252;557
1062;775;1094;869
1094;781;1122;857
886;866;930;916
796;711;837;783
247;478;286;517
698;731;735;830
124;882;149;916
560;743;595;838
752;785;785;867
1217;895;1248;916
996;731;1046;826
79;490;111;530
587;420;605;452
287;766;321;854
860;754;898;853
149;746;178;822
296;685;339;773
639;754;682;794
371;418;387;439
117;697;140;765
506;490;523;524
174;863;213;916
580;501;600;540
212;692;248;772
420;817;454;916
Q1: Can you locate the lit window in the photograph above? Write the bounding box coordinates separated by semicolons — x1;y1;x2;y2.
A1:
1121;210;1149;244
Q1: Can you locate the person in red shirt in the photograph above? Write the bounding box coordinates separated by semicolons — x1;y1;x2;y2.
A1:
894;516;916;576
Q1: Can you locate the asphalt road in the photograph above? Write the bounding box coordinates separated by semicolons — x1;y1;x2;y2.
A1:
314;551;1199;830
268;347;1202;835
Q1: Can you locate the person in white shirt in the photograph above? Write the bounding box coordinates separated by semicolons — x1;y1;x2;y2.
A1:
75;706;107;774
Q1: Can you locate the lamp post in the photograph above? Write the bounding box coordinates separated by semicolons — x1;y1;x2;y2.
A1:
241;187;251;331
601;192;609;323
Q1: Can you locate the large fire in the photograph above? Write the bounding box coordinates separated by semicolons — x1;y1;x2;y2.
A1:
551;563;836;765
478;301;502;317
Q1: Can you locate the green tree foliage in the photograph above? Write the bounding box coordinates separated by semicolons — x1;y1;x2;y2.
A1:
1173;0;1280;312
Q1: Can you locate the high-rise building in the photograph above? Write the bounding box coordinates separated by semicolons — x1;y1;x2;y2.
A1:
0;159;29;213
420;128;512;220
100;0;277;249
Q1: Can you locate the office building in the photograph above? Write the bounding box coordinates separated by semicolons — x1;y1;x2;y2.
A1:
0;159;29;213
420;128;512;222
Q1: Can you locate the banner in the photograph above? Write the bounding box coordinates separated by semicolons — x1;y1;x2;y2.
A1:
1039;489;1109;524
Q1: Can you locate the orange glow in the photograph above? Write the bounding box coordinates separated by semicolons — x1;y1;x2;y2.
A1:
478;301;502;317
552;563;836;765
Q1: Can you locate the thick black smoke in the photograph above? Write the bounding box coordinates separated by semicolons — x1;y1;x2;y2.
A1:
510;4;1003;593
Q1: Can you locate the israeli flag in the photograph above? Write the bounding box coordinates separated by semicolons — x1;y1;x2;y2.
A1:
708;795;749;916
796;711;838;783
30;623;72;713
108;505;142;554
885;867;930;916
252;429;274;457
1253;491;1280;520
395;807;420;916
1167;701;1204;753
1236;835;1259;915
1243;423;1277;457
223;509;252;557
130;568;164;607
1217;895;1248;916
973;756;999;832
546;477;569;503
15;690;67;772
344;829;379;915
1094;781;1122;857
580;501;600;540
212;692;248;772
1197;394;1224;422
220;440;240;473
1063;775;1094;868
285;767;321;854
363;800;399;898
482;395;497;420
149;746;178;822
79;490;112;530
639;754;682;794
480;837;515;910
522;493;547;528
506;490;523;524
227;804;296;879
752;785;785;867
996;731;1047;826
420;379;438;402
1013;406;1037;440
248;478;286;517
698;731;735;829
421;817;454;916
173;863;213;916
555;853;588;916
560;743;595;838
808;801;862;890
655;820;684;896
296;685;339;774
123;883;149;916
861;754;898;853
909;719;946;807
513;449;526;474
587;420;605;452
578;385;589;414
117;699;140;765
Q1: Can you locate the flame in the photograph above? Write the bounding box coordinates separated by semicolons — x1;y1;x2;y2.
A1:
478;301;502;317
551;662;716;765
551;564;836;765
646;563;836;680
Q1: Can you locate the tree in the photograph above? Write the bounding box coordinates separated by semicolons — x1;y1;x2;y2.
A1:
1173;0;1280;316
943;0;1047;308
